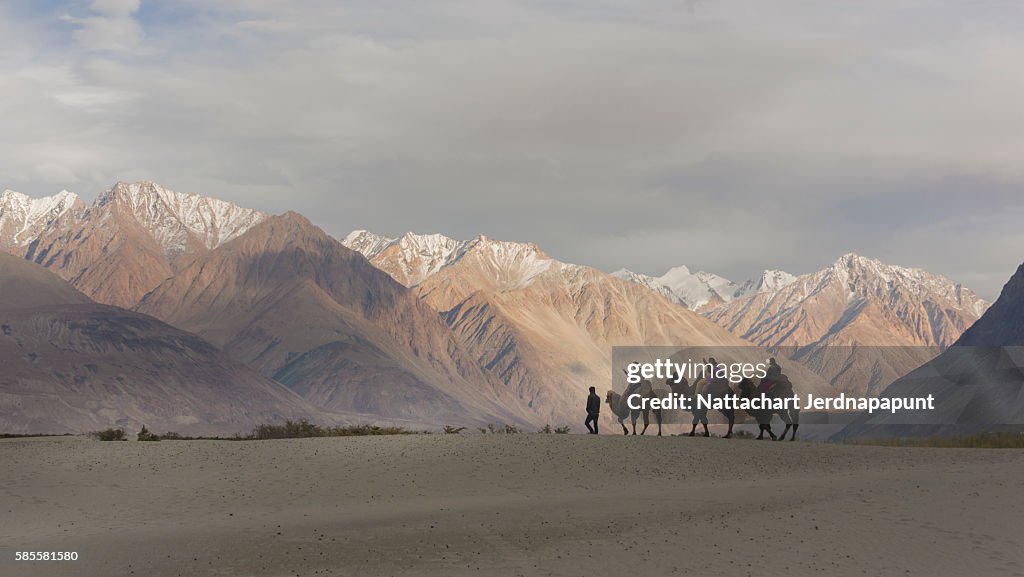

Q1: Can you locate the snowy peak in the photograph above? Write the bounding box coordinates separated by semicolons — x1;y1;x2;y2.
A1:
93;181;267;256
341;230;394;259
612;265;739;310
820;253;989;317
342;230;475;287
0;189;84;248
708;252;989;349
343;229;556;289
734;269;797;298
461;236;553;290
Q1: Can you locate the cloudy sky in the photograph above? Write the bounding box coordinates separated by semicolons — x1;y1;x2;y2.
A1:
3;1;1024;299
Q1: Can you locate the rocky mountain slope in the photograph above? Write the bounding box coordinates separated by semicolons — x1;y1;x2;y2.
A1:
835;261;1024;439
347;230;834;426
0;189;84;252
706;254;989;395
136;215;531;427
955;263;1024;346
0;253;329;435
12;182;266;308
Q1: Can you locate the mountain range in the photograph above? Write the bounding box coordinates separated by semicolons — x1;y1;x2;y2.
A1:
0;181;1003;433
0;251;332;435
343;230;835;425
835;262;1024;439
704;254;988;395
3;182;268;308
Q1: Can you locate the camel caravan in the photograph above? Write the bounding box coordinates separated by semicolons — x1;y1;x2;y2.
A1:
605;357;801;441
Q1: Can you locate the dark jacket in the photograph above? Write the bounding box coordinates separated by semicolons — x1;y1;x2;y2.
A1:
586;392;601;415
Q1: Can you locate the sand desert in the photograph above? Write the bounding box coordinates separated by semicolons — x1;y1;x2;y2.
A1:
3;434;1022;577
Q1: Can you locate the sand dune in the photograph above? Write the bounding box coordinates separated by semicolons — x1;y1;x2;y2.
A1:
2;435;1022;577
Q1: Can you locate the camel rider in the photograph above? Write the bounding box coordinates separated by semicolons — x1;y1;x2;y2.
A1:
759;357;782;394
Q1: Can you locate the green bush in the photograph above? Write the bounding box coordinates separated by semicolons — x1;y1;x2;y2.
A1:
248;420;410;440
90;428;126;441
137;426;160;441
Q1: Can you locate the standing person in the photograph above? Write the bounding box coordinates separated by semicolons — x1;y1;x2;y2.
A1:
585;386;601;434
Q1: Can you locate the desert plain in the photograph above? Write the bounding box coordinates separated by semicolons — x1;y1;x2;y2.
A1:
2;433;1023;577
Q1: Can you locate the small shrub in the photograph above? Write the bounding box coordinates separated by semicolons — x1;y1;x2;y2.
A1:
90;428;126;441
539;424;553;434
554;425;571;434
248;420;411;440
503;424;521;434
137;425;160;442
443;425;467;434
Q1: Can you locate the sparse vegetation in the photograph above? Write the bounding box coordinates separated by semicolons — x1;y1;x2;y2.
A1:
90;428;127;441
443;425;467;434
248;420;411;440
539;424;572;434
733;430;755;439
852;431;1024;449
137;425;160;441
0;433;73;439
479;423;522;434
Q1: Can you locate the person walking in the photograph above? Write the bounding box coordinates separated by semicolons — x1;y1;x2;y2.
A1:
585;386;601;434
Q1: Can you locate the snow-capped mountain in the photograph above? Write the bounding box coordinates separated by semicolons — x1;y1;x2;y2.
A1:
136;214;533;427
341;230;395;260
92;181;267;256
0;189;84;250
706;253;989;395
20;181;266;307
342;230;553;289
352;232;477;287
611;265;800;311
612;265;745;310
345;229;834;425
733;269;797;298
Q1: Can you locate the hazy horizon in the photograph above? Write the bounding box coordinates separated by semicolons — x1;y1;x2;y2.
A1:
4;1;1024;299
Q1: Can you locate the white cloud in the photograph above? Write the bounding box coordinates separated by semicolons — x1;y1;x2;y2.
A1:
62;0;142;53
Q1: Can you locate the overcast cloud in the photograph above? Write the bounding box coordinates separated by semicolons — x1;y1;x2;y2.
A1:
3;0;1024;299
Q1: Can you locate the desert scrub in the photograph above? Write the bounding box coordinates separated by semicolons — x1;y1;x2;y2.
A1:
443;425;467;434
249;420;411;440
90;428;127;441
137;425;160;441
480;423;522;434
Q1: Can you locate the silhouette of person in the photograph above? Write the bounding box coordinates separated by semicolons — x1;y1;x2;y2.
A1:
585;386;601;434
759;357;782;394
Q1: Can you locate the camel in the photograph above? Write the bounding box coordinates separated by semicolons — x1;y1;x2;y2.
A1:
605;380;667;436
664;375;736;438
736;376;800;441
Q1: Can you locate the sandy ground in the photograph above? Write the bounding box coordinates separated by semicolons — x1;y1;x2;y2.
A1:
2;434;1023;577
